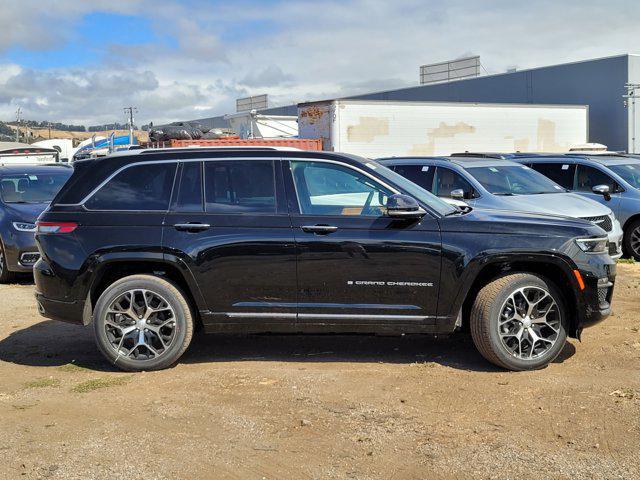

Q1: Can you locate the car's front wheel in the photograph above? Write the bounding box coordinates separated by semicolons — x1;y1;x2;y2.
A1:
0;240;15;284
93;274;194;371
470;273;567;371
623;218;640;261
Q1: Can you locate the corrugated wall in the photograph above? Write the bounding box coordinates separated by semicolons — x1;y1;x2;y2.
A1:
189;55;632;150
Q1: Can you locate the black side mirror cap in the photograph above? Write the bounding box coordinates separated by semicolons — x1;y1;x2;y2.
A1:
386;194;427;219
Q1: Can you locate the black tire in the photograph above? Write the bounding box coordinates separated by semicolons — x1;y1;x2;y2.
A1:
0;240;15;284
93;274;194;372
623;218;640;261
470;273;567;371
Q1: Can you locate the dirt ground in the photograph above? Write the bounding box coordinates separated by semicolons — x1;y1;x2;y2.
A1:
0;265;638;480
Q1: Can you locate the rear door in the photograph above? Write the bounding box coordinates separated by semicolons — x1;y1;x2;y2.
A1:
162;158;297;326
284;158;441;325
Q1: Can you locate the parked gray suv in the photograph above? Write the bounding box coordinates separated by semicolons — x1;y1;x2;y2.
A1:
514;154;640;260
379;156;624;258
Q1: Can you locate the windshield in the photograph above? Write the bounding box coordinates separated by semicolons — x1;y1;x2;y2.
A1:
361;159;457;216
0;171;72;204
608;164;640;189
465;165;565;195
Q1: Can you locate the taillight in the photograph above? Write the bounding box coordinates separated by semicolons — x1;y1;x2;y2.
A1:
36;221;78;234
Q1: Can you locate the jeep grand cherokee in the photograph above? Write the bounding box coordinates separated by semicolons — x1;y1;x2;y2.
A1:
34;148;615;371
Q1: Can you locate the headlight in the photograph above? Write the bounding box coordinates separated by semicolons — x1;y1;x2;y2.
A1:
575;237;608;254
12;222;37;232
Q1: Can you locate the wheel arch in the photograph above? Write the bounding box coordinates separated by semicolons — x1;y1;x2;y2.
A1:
458;256;581;338
85;254;206;327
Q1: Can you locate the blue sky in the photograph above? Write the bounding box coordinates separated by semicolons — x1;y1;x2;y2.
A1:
0;0;637;125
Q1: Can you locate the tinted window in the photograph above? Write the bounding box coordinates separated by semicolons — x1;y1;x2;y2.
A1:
204;160;275;213
392;165;435;192
576;165;617;192
291;161;392;216
529;162;575;188
465;165;564;195
0;171;72;204
175;162;203;212
434;167;474;198
85;163;177;210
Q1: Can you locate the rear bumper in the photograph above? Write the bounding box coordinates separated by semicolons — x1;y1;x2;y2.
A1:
35;292;85;325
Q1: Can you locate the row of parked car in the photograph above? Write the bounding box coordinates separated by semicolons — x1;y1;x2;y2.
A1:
0;146;633;373
380;151;640;261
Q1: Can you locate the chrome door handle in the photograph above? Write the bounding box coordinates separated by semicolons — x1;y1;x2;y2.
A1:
174;223;211;232
301;225;338;234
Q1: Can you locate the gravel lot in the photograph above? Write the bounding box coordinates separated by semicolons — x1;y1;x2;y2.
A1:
0;264;638;479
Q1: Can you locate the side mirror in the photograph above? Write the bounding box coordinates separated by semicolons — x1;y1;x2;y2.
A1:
450;189;465;200
386;194;427;219
592;184;612;201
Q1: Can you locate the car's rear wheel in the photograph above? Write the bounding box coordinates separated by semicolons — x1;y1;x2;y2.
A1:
470;273;567;371
0;241;15;284
93;274;194;371
623;219;640;261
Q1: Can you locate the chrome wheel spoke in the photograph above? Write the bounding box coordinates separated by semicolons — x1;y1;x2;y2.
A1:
103;289;177;361
498;286;561;361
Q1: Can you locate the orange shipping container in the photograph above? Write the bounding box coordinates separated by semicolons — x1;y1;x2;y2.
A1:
165;138;322;151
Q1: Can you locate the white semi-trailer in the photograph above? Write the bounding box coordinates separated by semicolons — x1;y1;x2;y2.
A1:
298;100;588;157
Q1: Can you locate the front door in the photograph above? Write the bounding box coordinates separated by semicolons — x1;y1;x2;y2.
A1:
162;159;297;326
284;159;441;325
574;164;623;216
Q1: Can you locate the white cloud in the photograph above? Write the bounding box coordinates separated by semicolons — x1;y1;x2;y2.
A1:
0;0;638;125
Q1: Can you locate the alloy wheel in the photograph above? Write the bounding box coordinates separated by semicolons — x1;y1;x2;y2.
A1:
104;289;177;361
631;225;640;258
498;286;561;360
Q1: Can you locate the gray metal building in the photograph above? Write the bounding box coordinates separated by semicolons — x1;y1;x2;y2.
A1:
190;54;640;152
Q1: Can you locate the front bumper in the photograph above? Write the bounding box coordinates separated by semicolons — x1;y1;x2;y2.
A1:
574;261;616;335
2;229;40;272
606;220;624;259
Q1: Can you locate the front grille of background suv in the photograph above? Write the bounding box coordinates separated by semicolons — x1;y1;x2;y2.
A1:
581;215;613;232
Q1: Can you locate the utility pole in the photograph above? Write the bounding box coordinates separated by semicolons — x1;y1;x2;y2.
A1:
123;106;138;145
624;83;640;153
15;107;22;142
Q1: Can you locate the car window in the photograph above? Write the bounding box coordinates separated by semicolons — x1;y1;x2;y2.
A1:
575;165;617;192
528;162;575;188
392;165;435;192
204;160;276;213
607;164;640;189
85;163;177;211
0;171;72;204
175;162;203;212
434;167;474;198
465;165;564;195
290;160;392;216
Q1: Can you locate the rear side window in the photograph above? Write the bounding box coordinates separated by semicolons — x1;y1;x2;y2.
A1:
175;162;203;212
204;160;276;213
85;163;177;211
392;165;435;192
529;163;575;188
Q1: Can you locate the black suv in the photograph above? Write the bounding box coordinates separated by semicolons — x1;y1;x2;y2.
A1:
34;148;615;371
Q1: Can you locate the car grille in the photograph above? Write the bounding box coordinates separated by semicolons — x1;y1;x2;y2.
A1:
598;286;611;308
581;215;612;232
608;242;619;256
